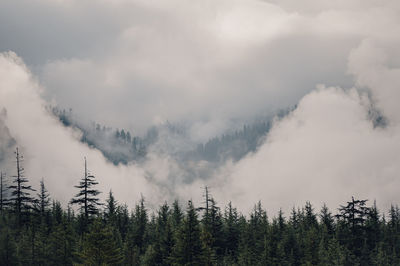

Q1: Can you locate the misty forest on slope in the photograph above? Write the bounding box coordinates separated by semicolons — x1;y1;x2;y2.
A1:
51;107;276;165
1;148;400;265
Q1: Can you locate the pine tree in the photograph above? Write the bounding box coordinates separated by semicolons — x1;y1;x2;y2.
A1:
154;202;173;264
77;219;123;265
172;200;203;265
198;187;224;262
36;178;50;217
120;129;126;142
303;201;318;229
8;148;36;225
320;203;334;235
48;220;76;266
171;200;183;228
117;204;130;240
124;196;148;264
132;196;148;252
0;171;8;213
70;157;102;225
336;197;369;258
105;190;118;225
126;132;132;143
223;202;239;259
247;201;268;264
364;201;382;263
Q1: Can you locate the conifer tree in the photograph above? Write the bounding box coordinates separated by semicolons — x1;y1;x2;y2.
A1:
0;171;7;213
36;179;50;217
247;201;268;264
224;202;240;259
48;220;76;266
117;204;130;240
320;203;334;235
70;157;101;224
154;202;173;264
78;219;123;265
105;190;118;225
124;196;148;264
132;196;148;252
198;187;224;261
303;201;318;229
336;197;369;258
172;200;203;265
171;200;183;228
8;148;36;225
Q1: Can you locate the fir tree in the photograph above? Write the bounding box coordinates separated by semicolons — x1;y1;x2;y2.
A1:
77;219;123;265
320;203;334;235
8;148;36;225
124;196;148;265
36;178;50;217
48;220;76;266
172;200;203;265
336;197;369;258
105;190;118;225
0;171;7;213
70;157;102;225
223;201;239;258
171;200;183;228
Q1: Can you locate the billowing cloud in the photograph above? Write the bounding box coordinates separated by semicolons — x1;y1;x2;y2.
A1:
212;38;400;215
1;0;400;215
0;52;159;207
1;0;361;135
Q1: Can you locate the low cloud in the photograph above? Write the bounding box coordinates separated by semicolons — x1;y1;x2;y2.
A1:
0;52;158;208
211;39;400;215
1;0;400;215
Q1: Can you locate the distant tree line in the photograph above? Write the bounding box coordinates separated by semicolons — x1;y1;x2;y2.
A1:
50;107;272;166
1;148;400;265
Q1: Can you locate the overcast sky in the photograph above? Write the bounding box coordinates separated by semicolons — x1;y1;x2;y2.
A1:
0;0;363;136
1;0;400;214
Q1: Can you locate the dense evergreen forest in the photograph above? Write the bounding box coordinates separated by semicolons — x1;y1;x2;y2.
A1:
1;148;400;265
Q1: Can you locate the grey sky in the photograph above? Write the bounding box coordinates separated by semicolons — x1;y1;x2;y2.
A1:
0;0;360;137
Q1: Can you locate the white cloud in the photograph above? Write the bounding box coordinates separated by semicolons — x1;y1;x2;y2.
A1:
212;36;400;214
0;52;160;208
1;0;400;215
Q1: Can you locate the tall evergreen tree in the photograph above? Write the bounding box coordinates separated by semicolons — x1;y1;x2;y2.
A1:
320;203;334;235
77;219;123;265
105;190;118;225
124;196;148;265
155;202;174;264
36;178;50;217
70;157;102;224
0;171;7;213
8;148;36;225
171;200;183;228
172;200;203;265
198;187;224;262
223;202;240;259
336;197;369;259
48;220;76;266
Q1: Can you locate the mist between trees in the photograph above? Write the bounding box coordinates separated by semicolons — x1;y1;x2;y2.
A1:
1;148;400;265
50;106;279;166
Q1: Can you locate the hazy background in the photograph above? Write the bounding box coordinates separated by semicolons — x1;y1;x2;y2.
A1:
1;0;400;215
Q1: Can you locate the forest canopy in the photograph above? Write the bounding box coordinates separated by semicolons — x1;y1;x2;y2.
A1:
0;148;399;265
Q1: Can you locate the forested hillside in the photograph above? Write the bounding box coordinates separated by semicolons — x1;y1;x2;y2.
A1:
1;149;399;265
50;107;273;165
